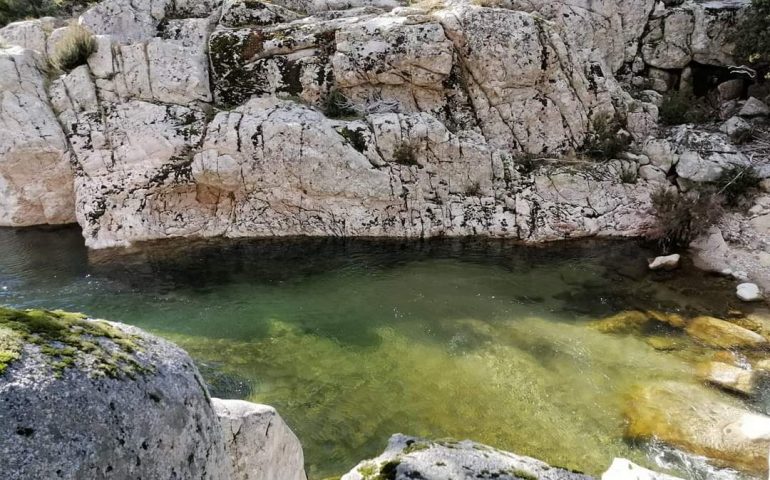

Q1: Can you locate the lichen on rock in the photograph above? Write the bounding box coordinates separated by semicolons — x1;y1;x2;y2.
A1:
0;306;146;378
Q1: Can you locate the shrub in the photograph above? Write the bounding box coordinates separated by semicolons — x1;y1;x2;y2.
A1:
581;113;630;161
650;187;723;253
465;181;481;196
658;90;710;126
714;165;760;206
733;0;770;73
51;24;96;72
393;141;419;166
338;127;367;153
324;88;358;119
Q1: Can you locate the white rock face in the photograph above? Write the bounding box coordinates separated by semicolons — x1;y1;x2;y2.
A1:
79;0;174;43
212;399;307;480
0;18;60;58
642;1;742;69
737;282;763;302
87;17;214;105
601;458;683;480
0;0;753;247
64;96;661;248
0;46;75;226
342;434;592;480
649;254;680;271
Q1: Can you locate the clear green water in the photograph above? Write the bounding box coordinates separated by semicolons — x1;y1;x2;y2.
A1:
0;227;758;478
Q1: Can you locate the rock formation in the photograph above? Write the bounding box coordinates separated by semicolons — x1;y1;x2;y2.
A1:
341;433;593;480
0;306;306;480
0;0;763;249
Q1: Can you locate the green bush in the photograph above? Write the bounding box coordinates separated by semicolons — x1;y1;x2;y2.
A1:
733;0;770;70
714;165;760;206
51;24;96;72
581;113;630;161
658;90;710;126
324;88;358;119
650;187;723;253
393;141;419;166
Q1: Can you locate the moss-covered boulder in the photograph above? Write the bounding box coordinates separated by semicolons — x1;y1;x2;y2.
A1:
0;306;231;479
341;434;592;480
624;381;770;476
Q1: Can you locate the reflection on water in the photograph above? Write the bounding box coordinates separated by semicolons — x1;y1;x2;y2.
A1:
0;227;761;479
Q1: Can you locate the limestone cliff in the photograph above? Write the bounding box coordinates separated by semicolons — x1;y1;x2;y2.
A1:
0;0;763;248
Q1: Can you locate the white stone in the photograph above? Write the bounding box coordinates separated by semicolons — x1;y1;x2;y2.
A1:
212;399;306;480
649;254;680;271
737;283;763;302
739;97;770;117
601;458;683;480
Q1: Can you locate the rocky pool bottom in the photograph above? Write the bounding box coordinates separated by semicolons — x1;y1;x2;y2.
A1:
1;226;769;479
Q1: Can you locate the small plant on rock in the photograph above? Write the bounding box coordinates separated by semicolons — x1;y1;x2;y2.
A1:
658;90;710;126
714;165;760;206
51;24;96;72
650;187;723;253
465;181;482;196
393;141;419;166
324;88;359;119
581;113;630;161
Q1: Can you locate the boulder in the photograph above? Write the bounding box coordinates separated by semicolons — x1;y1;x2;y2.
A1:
737;283;763;302
624;381;770;475
696;361;754;395
0;307;230;479
717;79;744;102
720;116;752;143
0;46;75;227
341;434;592;480
739;97;770;118
685;316;768;349
0;306;308;480
649;254;680;271
670;126;748;183
212;399;306;480
601;458;683;480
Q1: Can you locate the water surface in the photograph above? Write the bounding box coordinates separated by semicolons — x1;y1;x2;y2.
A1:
0;227;762;479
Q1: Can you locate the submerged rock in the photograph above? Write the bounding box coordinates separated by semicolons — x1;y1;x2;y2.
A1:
696;361;754;395
340;434;592;480
624;381;770;475
685;316;768;349
649;254;681;271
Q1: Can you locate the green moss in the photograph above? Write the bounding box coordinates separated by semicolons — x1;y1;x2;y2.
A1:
511;469;537;480
0;306;149;378
404;440;430;454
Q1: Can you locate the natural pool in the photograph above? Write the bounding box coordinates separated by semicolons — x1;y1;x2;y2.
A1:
0;226;765;479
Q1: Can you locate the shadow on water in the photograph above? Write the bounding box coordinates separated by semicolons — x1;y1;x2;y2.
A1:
0;226;763;479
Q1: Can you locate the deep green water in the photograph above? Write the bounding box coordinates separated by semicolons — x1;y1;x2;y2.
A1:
0;227;760;479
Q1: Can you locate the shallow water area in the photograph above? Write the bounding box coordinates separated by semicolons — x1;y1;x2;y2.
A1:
0;226;766;479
